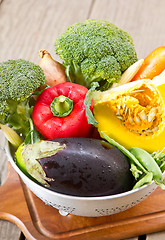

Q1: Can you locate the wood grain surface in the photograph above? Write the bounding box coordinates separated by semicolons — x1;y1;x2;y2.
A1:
0;0;165;64
0;0;165;239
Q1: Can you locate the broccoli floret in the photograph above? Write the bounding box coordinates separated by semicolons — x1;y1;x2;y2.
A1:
0;59;46;137
55;19;138;90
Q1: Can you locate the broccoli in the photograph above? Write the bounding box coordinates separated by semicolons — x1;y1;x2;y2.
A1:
55;19;138;90
0;59;46;137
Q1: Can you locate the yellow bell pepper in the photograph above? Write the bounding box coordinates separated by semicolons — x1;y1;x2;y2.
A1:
93;72;165;153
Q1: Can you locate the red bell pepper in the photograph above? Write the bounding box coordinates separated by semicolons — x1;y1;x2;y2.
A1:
32;82;92;139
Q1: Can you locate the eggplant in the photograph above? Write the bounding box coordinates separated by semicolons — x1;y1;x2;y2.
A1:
30;138;134;197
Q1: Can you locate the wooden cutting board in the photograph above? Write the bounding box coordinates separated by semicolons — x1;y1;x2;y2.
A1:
1;163;165;240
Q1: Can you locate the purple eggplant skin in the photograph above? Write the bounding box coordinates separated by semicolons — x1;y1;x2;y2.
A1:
38;138;134;197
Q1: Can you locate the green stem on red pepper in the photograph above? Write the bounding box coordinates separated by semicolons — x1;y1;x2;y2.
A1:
50;95;73;117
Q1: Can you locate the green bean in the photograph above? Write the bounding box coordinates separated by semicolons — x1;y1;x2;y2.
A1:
133;172;153;190
130;161;143;180
100;131;148;173
129;147;163;182
160;162;165;172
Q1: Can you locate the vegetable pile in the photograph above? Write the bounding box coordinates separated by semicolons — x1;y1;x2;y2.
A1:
1;19;165;197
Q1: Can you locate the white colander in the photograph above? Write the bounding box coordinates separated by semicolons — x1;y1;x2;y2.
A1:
5;141;158;217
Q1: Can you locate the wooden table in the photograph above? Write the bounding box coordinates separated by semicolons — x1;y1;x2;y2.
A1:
0;0;165;239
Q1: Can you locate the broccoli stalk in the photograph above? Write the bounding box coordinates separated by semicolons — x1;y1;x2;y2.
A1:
55;19;138;91
5;98;32;137
0;59;46;142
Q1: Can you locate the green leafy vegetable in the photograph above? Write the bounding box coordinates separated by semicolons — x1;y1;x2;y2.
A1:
84;82;99;125
24;119;41;145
